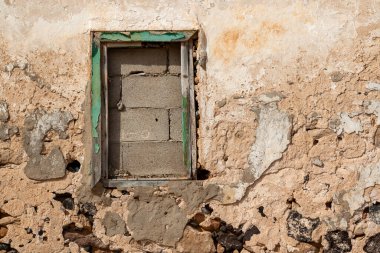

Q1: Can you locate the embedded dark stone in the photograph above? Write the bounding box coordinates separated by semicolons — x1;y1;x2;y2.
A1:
63;223;108;250
364;233;380;253
325;230;352;253
62;198;74;210
243;225;260;242
211;220;251;252
187;219;199;228
0;243;10;251
369;202;380;224
217;232;243;252
53;193;74;210
287;210;320;242
201;203;213;215
79;202;97;225
0;243;18;253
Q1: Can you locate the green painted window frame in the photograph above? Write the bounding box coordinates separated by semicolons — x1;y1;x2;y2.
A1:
90;31;197;188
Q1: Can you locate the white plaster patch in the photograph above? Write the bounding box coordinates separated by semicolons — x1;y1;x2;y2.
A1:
364;100;380;125
249;104;291;180
220;182;249;204
366;82;380;91
343;162;380;214
258;92;284;104
338;112;362;134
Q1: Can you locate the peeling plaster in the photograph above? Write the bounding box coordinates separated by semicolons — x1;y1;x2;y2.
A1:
338;112;363;134
23;110;73;180
342;162;380;215
248;103;292;180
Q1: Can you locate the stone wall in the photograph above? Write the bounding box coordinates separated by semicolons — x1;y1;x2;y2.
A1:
0;1;379;253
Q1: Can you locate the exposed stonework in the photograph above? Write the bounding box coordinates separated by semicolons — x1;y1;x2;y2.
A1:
176;227;215;253
0;124;18;141
369;202;380;225
0;100;21;166
127;193;188;246
364;233;380;253
126;182;219;247
287;210;320;243
23;110;73;180
102;212;126;237
0;101;9;123
324;230;352;253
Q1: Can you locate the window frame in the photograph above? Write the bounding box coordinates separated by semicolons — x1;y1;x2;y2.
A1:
90;31;197;187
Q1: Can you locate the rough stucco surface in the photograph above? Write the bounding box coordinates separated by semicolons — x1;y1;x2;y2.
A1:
0;0;380;252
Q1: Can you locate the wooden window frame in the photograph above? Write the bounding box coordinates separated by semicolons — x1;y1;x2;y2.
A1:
90;31;197;187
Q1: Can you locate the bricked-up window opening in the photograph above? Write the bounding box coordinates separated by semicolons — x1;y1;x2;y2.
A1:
90;31;197;187
107;44;186;179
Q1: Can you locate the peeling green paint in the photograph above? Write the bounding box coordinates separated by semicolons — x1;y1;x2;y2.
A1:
182;96;190;168
100;31;186;42
94;143;100;153
91;40;101;153
100;32;131;41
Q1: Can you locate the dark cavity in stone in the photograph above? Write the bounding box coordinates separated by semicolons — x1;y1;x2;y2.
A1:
258;206;266;217
66;160;81;173
325;230;352;253
196;168;210;180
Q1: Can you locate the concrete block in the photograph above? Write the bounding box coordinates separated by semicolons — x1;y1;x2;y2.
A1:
103;212;126;236
168;43;181;74
108;76;121;109
109;108;169;142
170;108;182;141
122;75;181;108
108;48;167;76
24;147;66;180
121;141;187;177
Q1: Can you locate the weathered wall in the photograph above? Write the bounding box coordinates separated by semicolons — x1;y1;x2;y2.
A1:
0;0;380;252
